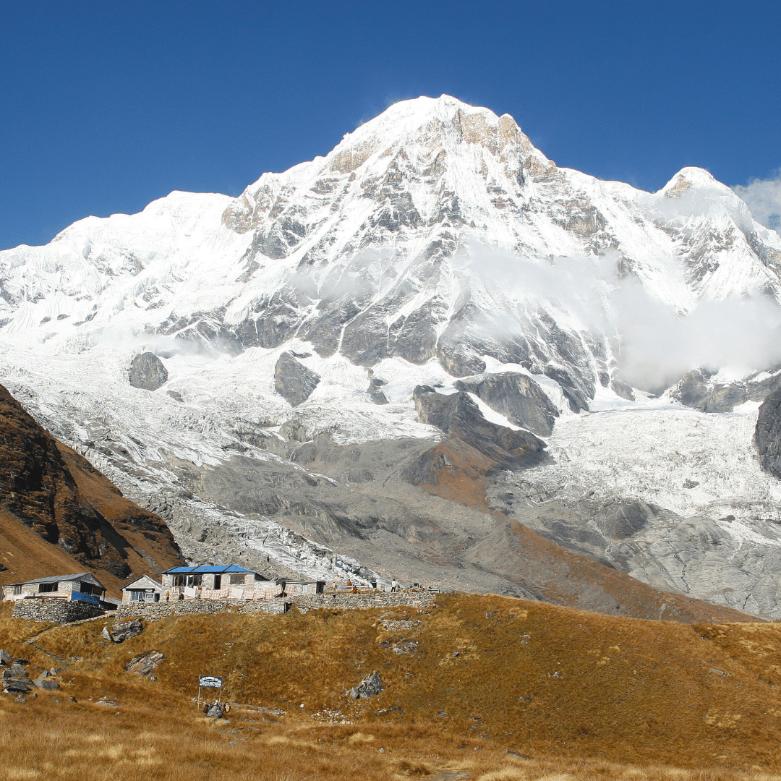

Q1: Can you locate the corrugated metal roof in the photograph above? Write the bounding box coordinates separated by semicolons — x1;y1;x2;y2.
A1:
22;572;102;586
163;564;255;575
123;575;163;591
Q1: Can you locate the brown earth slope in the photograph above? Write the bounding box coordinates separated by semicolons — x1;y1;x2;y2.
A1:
0;384;181;594
0;593;779;780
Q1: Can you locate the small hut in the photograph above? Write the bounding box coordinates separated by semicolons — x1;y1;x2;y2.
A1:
122;575;163;604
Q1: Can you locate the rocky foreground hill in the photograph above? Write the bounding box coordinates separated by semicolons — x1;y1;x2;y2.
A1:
2;95;781;616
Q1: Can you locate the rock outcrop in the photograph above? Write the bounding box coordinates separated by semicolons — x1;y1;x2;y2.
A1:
128;352;168;391
756;387;781;478
102;619;144;643
274;352;320;406
0;383;181;588
412;386;545;468
455;372;558;436
125;650;164;679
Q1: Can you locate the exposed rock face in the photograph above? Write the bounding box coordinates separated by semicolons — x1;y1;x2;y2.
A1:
0;383;181;585
128;352;168;391
412;386;545;468
274;352;320;406
672;368;781;413
756;387;781;478
455;372;558;436
348;671;383;699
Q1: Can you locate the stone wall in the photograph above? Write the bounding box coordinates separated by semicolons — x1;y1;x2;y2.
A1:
289;591;437;612
116;598;289;622
12;598;104;624
115;591;437;621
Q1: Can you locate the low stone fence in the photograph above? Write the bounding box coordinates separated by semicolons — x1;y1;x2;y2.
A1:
116;598;288;622
289;591;437;612
12;598;104;624
115;590;437;622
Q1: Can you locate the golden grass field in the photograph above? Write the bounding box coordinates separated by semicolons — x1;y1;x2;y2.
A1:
1;593;780;780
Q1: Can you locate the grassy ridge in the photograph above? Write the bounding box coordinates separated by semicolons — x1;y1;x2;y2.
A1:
1;593;780;779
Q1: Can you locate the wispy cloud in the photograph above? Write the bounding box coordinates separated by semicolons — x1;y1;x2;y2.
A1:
733;171;781;230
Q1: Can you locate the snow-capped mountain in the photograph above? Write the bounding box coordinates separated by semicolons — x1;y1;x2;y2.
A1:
3;95;781;617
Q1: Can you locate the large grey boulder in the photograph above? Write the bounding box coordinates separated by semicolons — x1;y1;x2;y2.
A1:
102;619;144;644
348;671;383;699
756;387;781;478
128;352;168;391
274;351;320;406
2;662;33;694
455;372;558;436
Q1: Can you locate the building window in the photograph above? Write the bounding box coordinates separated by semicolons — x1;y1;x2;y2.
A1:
230;574;245;585
130;591;144;602
39;582;59;593
13;585;22;595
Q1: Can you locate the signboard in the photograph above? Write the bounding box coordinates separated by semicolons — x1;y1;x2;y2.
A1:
199;676;223;689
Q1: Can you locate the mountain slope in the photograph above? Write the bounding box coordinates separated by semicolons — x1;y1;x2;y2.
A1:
2;95;781;616
0;384;181;594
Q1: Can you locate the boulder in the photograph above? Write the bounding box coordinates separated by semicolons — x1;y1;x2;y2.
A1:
129;352;168;391
756;387;781;478
0;649;10;666
102;619;144;644
125;650;164;679
348;671;384;699
2;663;33;694
206;702;225;718
455;372;558;436
367;375;389;405
274;352;320;406
34;672;59;690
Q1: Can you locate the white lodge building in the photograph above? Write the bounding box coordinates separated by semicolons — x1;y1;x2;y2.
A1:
1;573;107;605
160;564;280;601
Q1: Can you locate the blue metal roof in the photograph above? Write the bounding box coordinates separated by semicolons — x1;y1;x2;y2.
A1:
164;564;254;575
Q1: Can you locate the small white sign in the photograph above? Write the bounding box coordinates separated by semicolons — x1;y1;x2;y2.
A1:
199;676;223;689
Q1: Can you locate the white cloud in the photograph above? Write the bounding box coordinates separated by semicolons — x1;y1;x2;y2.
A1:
733;171;781;230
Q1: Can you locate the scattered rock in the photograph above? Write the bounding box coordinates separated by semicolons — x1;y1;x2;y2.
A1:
391;640;418;655
167;390;184;402
2;663;34;694
103;619;144;644
206;702;225;719
34;672;60;691
0;649;11;666
380;619;420;632
96;696;119;707
348;671;384;699
274;351;320;406
125;650;164;679
128;352;168;391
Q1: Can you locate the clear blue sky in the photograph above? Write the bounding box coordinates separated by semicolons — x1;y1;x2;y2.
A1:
1;0;779;249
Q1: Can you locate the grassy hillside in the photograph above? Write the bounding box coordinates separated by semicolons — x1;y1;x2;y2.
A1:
1;593;780;780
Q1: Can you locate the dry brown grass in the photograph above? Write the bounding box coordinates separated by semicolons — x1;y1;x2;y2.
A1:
1;594;781;779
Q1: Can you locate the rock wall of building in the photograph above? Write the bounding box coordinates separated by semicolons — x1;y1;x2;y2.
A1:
11;598;104;624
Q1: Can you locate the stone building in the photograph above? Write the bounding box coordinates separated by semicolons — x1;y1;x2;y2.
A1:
1;572;107;606
160;564;279;601
122;575;163;604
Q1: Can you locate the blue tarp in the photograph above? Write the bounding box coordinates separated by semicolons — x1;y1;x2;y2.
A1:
71;591;101;605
